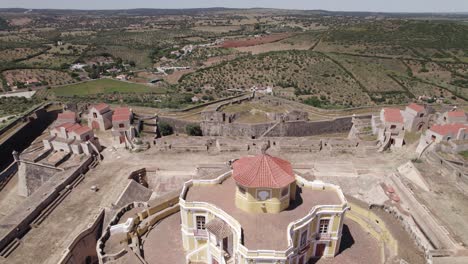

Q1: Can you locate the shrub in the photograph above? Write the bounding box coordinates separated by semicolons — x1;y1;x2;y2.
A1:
186;124;202;136
158;122;173;136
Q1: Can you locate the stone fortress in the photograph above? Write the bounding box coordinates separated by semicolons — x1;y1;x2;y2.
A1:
1;95;468;264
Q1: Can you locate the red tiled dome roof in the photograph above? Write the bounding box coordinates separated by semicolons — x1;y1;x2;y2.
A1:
232;154;295;188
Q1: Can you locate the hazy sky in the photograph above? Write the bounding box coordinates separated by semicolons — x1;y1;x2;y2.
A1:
1;0;468;13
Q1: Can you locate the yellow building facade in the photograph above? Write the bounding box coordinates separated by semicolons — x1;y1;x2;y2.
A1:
179;154;349;264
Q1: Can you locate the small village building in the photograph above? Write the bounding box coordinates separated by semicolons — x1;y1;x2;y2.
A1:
372;108;405;148
70;63;86;71
250;85;273;95
87;103;113;131
53;111;77;126
424;123;468;144
440;110;467;124
43;122;101;156
179;153;348;264
402;103;431;132
111;107;138;147
115;74;128;81
372;103;431;150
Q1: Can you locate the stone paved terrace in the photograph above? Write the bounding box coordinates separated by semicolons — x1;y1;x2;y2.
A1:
142;212;185;263
185;177;343;251
141;212;381;264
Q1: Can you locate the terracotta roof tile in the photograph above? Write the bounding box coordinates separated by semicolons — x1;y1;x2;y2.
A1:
71;126;92;136
113;107;131;115
448;111;466;118
408;103;424;113
205;218;232;239
430;123;468;136
57;112;76;120
383;108;404;124
232;154;295;188
91;103;110;113
112;114;130;122
53;122;92;136
53;122;75;131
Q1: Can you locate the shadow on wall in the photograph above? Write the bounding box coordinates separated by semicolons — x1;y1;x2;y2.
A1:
337;224;355;255
285;186;304;211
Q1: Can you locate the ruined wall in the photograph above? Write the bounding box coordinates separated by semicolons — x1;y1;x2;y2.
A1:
59;210;104;264
201;116;359;138
157;116;200;134
201;121;272;138
0;107;58;172
268;117;355;137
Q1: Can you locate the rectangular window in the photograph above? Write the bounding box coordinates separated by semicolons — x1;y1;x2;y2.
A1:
390;125;396;129
300;230;308;248
238;186;246;195
93;113;97;118
119;123;125;128
196;216;206;230
319;219;330;234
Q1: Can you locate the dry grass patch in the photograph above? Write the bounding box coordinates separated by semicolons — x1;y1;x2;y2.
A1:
3;69;74;86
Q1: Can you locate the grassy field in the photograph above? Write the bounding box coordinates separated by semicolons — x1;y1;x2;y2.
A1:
51;79;166;96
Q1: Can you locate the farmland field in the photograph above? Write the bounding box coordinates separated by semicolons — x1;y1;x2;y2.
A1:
51;79;166;96
0;8;467;109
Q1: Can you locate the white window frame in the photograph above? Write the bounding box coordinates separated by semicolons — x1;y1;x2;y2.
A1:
319;219;330;234
256;189;272;201
194;214;207;231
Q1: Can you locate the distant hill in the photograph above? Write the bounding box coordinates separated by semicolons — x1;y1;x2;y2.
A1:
0;7;467;19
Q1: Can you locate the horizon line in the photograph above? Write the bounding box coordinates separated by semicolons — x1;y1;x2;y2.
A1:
0;7;467;14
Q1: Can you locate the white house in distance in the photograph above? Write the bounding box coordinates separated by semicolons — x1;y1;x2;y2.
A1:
87;103;113;131
43;122;101;156
250;85;273;95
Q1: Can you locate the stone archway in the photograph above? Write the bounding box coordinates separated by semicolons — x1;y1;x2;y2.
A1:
417;122;425;131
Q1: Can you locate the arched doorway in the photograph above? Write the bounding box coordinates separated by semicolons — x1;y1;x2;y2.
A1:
92;121;99;129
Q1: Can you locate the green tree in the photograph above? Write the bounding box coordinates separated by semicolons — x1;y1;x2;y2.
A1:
186;124;202;136
158;122;173;136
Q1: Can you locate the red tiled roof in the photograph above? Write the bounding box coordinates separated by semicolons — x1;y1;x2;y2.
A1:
407;103;424;113
430;123;468;136
112;107;131;122
71;126;92;136
53;122;75;132
113;107;130;114
448;111;466;118
91;103;109;113
57;111;76;120
232;154;295;188
112;114;130;122
383;108;403;124
53;122;91;136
